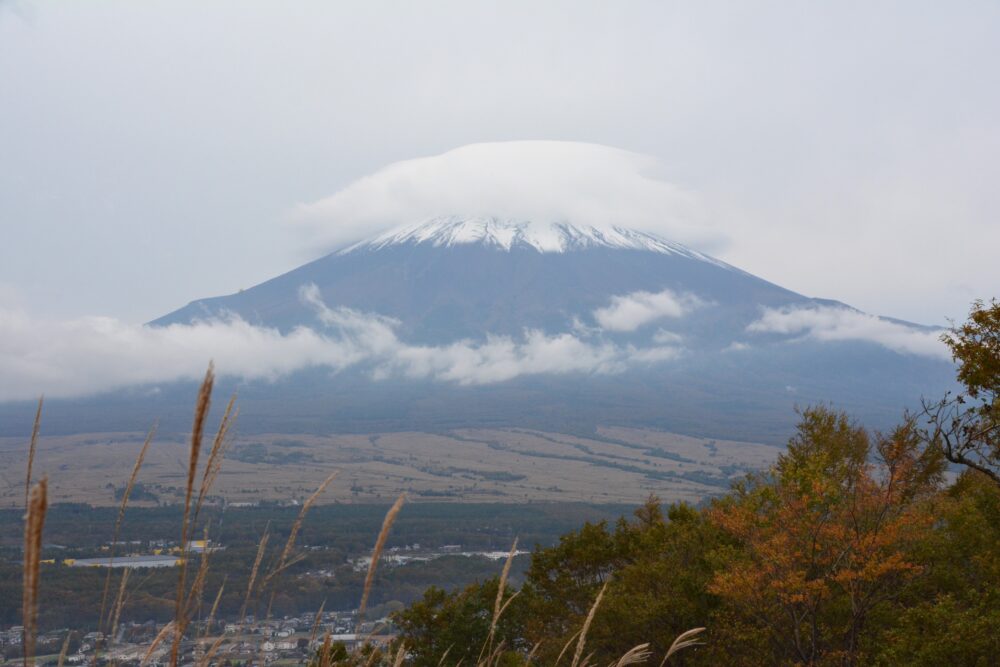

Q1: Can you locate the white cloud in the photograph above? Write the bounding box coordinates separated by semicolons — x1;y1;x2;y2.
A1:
746;306;948;359
593;288;703;332
381;332;626;385
290;141;720;254
0;306;369;401
0;285;685;401
652;329;684;345
626;345;685;363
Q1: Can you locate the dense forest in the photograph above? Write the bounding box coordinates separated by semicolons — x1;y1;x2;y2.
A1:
0;501;629;554
380;299;1000;666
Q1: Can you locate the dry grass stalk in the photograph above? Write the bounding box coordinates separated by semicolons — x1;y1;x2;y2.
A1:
613;643;652;666
309;599;327;643
25;396;42;508
141;621;174;666
266;551;307;580
496;591;520;623
108;568;133;645
56;633;70;667
318;631;332;667
436;645;453;666
266;470;340;586
193;395;238;526
114;424;157;535
262;471;338;619
239;527;270;624
99;423;156;636
171;363;215;667
358;493;406;623
570;579;609;667
479;595;521;664
183;530;213;623
484;640;507;666
22;477;47;667
525;641;541;664
183;365;215;548
554;629;582;666
181;552;208;632
197;635;227;667
493;537;517;612
357;621;388;654
392;643;406;667
658;627;705;666
204;577;226;637
479;538;518;662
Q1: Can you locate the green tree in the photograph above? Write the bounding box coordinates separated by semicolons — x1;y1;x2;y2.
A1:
309;640;350;666
583;501;721;664
394;498;720;666
875;470;1000;665
392;579;524;667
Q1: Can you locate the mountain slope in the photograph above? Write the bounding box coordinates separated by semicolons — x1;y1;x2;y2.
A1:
153;217;810;346
136;217;956;441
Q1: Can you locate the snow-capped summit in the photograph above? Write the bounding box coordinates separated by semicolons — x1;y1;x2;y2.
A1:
341;216;732;267
149;205;951;440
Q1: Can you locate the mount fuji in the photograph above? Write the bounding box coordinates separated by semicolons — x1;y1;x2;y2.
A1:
141;216;953;442
154;216;775;343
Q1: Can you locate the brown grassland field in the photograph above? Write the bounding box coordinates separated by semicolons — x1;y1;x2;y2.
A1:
0;427;778;508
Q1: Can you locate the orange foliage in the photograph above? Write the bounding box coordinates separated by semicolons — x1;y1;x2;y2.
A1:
708;411;941;666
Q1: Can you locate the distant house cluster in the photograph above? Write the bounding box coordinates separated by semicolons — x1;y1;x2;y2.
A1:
0;609;397;665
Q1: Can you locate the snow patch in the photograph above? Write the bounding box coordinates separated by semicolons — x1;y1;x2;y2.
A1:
342;216;735;269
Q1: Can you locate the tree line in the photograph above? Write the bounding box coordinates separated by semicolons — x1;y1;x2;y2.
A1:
386;300;1000;666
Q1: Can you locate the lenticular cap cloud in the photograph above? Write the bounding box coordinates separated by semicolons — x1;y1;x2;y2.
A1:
290;141;721;253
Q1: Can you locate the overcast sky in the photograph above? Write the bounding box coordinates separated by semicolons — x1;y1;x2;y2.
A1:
1;1;998;327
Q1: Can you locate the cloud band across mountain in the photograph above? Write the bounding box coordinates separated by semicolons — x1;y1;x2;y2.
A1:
746;305;948;359
0;287;951;402
0;285;684;401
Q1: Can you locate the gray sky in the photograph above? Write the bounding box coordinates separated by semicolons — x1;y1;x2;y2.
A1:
2;0;998;326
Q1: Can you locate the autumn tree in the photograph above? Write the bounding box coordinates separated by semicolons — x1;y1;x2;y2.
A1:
924;298;1000;486
708;408;943;666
